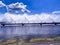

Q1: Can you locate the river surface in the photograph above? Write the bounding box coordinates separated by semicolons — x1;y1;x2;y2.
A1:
0;24;60;39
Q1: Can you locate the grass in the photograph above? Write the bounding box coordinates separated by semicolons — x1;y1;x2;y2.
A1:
30;37;60;43
0;37;60;45
30;38;55;43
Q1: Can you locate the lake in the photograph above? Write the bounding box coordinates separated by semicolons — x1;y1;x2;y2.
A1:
0;24;60;39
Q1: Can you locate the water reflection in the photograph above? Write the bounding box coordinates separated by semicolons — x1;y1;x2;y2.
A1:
0;24;60;39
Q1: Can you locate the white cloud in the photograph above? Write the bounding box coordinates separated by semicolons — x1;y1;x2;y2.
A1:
0;1;5;7
0;12;60;23
0;1;30;13
0;1;60;23
7;2;31;13
52;11;60;14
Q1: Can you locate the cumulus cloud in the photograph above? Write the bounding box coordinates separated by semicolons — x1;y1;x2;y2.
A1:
7;2;31;13
0;1;5;7
0;1;60;23
0;12;60;23
0;1;30;13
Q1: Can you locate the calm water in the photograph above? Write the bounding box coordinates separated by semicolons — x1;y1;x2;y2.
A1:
0;24;60;39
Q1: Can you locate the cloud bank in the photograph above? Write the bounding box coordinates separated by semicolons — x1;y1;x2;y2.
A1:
0;13;60;23
0;1;60;23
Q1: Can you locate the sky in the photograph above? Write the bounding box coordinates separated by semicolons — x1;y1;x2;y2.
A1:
0;0;60;14
0;0;60;23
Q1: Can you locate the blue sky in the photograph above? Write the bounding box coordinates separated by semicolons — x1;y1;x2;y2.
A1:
0;0;60;23
0;0;60;14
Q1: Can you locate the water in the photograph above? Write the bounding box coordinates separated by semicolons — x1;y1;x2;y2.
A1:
0;24;60;39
